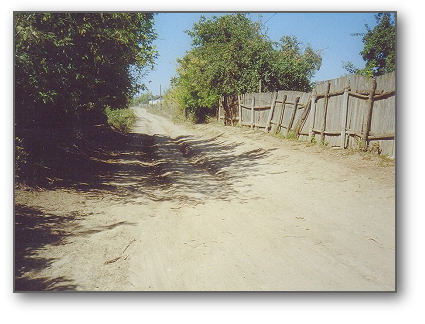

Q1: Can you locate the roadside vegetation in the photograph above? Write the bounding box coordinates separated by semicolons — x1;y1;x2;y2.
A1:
15;12;157;184
131;91;161;106
15;12;396;184
167;13;322;123
105;107;137;133
343;13;395;77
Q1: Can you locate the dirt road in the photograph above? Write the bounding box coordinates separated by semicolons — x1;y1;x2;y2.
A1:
15;107;395;291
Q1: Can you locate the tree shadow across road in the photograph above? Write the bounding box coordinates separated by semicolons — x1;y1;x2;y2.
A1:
14;205;79;291
85;131;276;204
15;125;279;291
20;126;277;205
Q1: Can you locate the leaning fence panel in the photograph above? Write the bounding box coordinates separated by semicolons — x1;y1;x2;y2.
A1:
219;72;395;157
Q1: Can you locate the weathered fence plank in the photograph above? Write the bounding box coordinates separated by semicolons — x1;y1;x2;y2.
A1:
275;95;287;134
320;82;331;144
361;78;377;149
293;97;311;138
340;87;350;148
288;97;300;134
265;92;278;132
308;91;317;140
221;72;395;157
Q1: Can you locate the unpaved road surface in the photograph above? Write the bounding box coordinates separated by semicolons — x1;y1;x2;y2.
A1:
15;108;395;291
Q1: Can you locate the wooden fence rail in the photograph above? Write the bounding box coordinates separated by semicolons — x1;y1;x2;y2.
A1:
218;72;395;157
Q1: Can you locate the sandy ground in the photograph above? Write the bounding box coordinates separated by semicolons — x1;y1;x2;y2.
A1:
15;107;395;291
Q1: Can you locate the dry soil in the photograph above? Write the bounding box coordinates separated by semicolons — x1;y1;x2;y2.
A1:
14;107;395;291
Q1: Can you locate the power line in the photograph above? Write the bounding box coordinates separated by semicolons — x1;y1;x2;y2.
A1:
263;13;277;26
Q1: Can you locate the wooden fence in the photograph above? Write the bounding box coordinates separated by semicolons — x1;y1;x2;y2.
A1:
218;72;395;157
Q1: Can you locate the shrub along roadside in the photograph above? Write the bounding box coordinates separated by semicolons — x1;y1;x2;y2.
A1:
15;13;157;132
105;107;137;133
14;13;157;185
171;14;322;123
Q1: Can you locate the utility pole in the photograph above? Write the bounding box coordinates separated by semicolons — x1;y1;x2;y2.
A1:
258;79;262;93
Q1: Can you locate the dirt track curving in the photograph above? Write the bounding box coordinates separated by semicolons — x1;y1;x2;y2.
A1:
15;107;395;291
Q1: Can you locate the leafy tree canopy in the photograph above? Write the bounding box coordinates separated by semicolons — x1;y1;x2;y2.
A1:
170;14;321;121
15;12;157;130
344;13;396;77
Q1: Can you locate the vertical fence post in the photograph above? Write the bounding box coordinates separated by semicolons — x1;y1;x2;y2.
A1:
293;96;311;139
288;96;300;135
265;92;278;133
250;96;255;129
275;95;287;135
361;78;377;150
340;85;350;148
238;94;242;126
308;91;317;141
320;82;331;144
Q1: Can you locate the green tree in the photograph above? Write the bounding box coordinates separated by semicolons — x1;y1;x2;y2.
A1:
132;91;154;105
344;13;396;77
274;36;322;91
15;13;157;130
171;14;321;122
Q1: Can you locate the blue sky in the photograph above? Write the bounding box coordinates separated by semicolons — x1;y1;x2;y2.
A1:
143;12;380;96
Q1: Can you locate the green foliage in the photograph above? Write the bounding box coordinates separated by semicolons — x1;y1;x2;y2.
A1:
286;130;296;140
276;36;322;89
105;107;136;133
344;13;395;77
15;137;29;180
15;13;157;183
131;91;154;106
171;14;321;123
361;13;396;76
15;13;157;130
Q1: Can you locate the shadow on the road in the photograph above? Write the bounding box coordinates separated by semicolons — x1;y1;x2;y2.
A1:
14;204;138;291
15;125;278;291
15;276;78;291
174;134;274;182
107;132;275;204
14;205;79;291
24;126;277;205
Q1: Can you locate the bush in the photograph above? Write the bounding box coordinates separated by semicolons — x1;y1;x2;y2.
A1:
171;14;322;123
105;107;137;133
15;13;157;131
15;137;29;181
